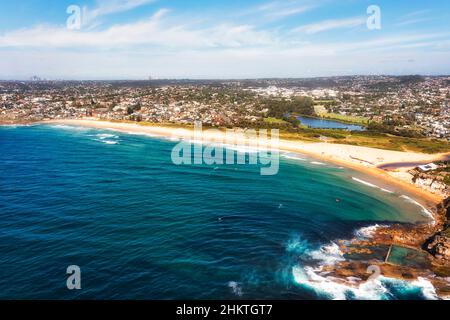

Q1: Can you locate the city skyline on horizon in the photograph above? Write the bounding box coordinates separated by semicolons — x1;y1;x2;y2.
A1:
0;74;450;82
1;0;450;79
5;73;450;82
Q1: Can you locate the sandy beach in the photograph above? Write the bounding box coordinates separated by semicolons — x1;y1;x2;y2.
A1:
42;119;447;206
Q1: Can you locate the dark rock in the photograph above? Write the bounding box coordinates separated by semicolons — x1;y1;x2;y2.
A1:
425;198;450;263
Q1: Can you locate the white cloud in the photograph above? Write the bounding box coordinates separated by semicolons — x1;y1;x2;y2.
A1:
0;9;276;49
1;2;450;79
255;1;315;19
92;0;156;15
395;17;432;27
3;44;450;80
394;10;433;27
401;9;432;19
83;0;157;26
293;17;366;34
1;5;448;56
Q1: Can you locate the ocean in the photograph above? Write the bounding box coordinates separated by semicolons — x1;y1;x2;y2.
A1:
0;124;437;300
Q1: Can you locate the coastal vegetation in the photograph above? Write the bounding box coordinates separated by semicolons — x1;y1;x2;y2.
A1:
313;102;370;126
279;128;450;154
264;96;315;118
317;112;369;126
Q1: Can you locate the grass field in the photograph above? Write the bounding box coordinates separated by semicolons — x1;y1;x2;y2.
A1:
280;128;450;154
312;103;370;126
319;113;370;125
263;117;289;125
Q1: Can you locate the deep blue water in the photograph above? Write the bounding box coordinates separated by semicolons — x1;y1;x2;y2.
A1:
297;116;366;131
0;124;435;300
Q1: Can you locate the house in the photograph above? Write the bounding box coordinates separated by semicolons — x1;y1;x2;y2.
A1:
417;163;439;172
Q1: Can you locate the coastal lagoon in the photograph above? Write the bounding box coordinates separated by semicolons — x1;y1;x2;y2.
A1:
0;124;436;299
297;116;366;131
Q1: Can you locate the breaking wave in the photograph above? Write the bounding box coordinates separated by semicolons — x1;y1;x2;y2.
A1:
101;140;119;145
96;133;118;140
281;153;307;161
228;281;243;297
354;224;388;239
400;195;434;220
352;177;394;193
50;124;90;131
286;235;438;300
292;267;437;300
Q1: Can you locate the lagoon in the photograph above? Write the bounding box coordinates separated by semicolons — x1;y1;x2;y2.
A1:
297;116;366;131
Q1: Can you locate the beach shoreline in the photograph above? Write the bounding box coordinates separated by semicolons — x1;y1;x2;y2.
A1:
3;118;449;298
36;118;447;209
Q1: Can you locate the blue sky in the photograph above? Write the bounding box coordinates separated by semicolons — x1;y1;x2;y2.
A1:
0;0;449;79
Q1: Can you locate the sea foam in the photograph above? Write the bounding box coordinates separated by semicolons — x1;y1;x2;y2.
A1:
288;236;438;300
281;153;307;161
354;224;388;239
293;266;438;300
293;265;389;300
352;177;394;193
50;124;89;131
228;281;243;297
400;195;434;220
308;242;345;265
96;133;118;140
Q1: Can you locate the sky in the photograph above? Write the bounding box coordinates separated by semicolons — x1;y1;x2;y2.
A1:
0;0;449;79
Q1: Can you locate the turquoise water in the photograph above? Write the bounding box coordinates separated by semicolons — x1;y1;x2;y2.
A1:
387;246;431;269
0;124;435;300
297;116;366;131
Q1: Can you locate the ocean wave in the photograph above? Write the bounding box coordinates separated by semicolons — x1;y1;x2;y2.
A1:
228;281;243;297
93;139;119;145
281;154;307;161
288;235;438;300
293;266;438;300
308;242;345;265
400;195;434;220
286;235;310;254
1;124;22;128
310;161;326;166
102;140;119;145
50;124;89;131
223;144;263;154
293;265;389;300
286;236;345;265
354;224;388;239
410;277;439;300
352;177;394;194
89;132;121;145
124;131;160;138
1;124;37;128
96;133;118;140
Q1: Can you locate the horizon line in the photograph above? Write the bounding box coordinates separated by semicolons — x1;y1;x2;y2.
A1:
1;74;450;82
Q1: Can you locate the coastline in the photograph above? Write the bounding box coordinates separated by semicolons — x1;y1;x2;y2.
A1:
3;118;449;298
37;118;446;208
